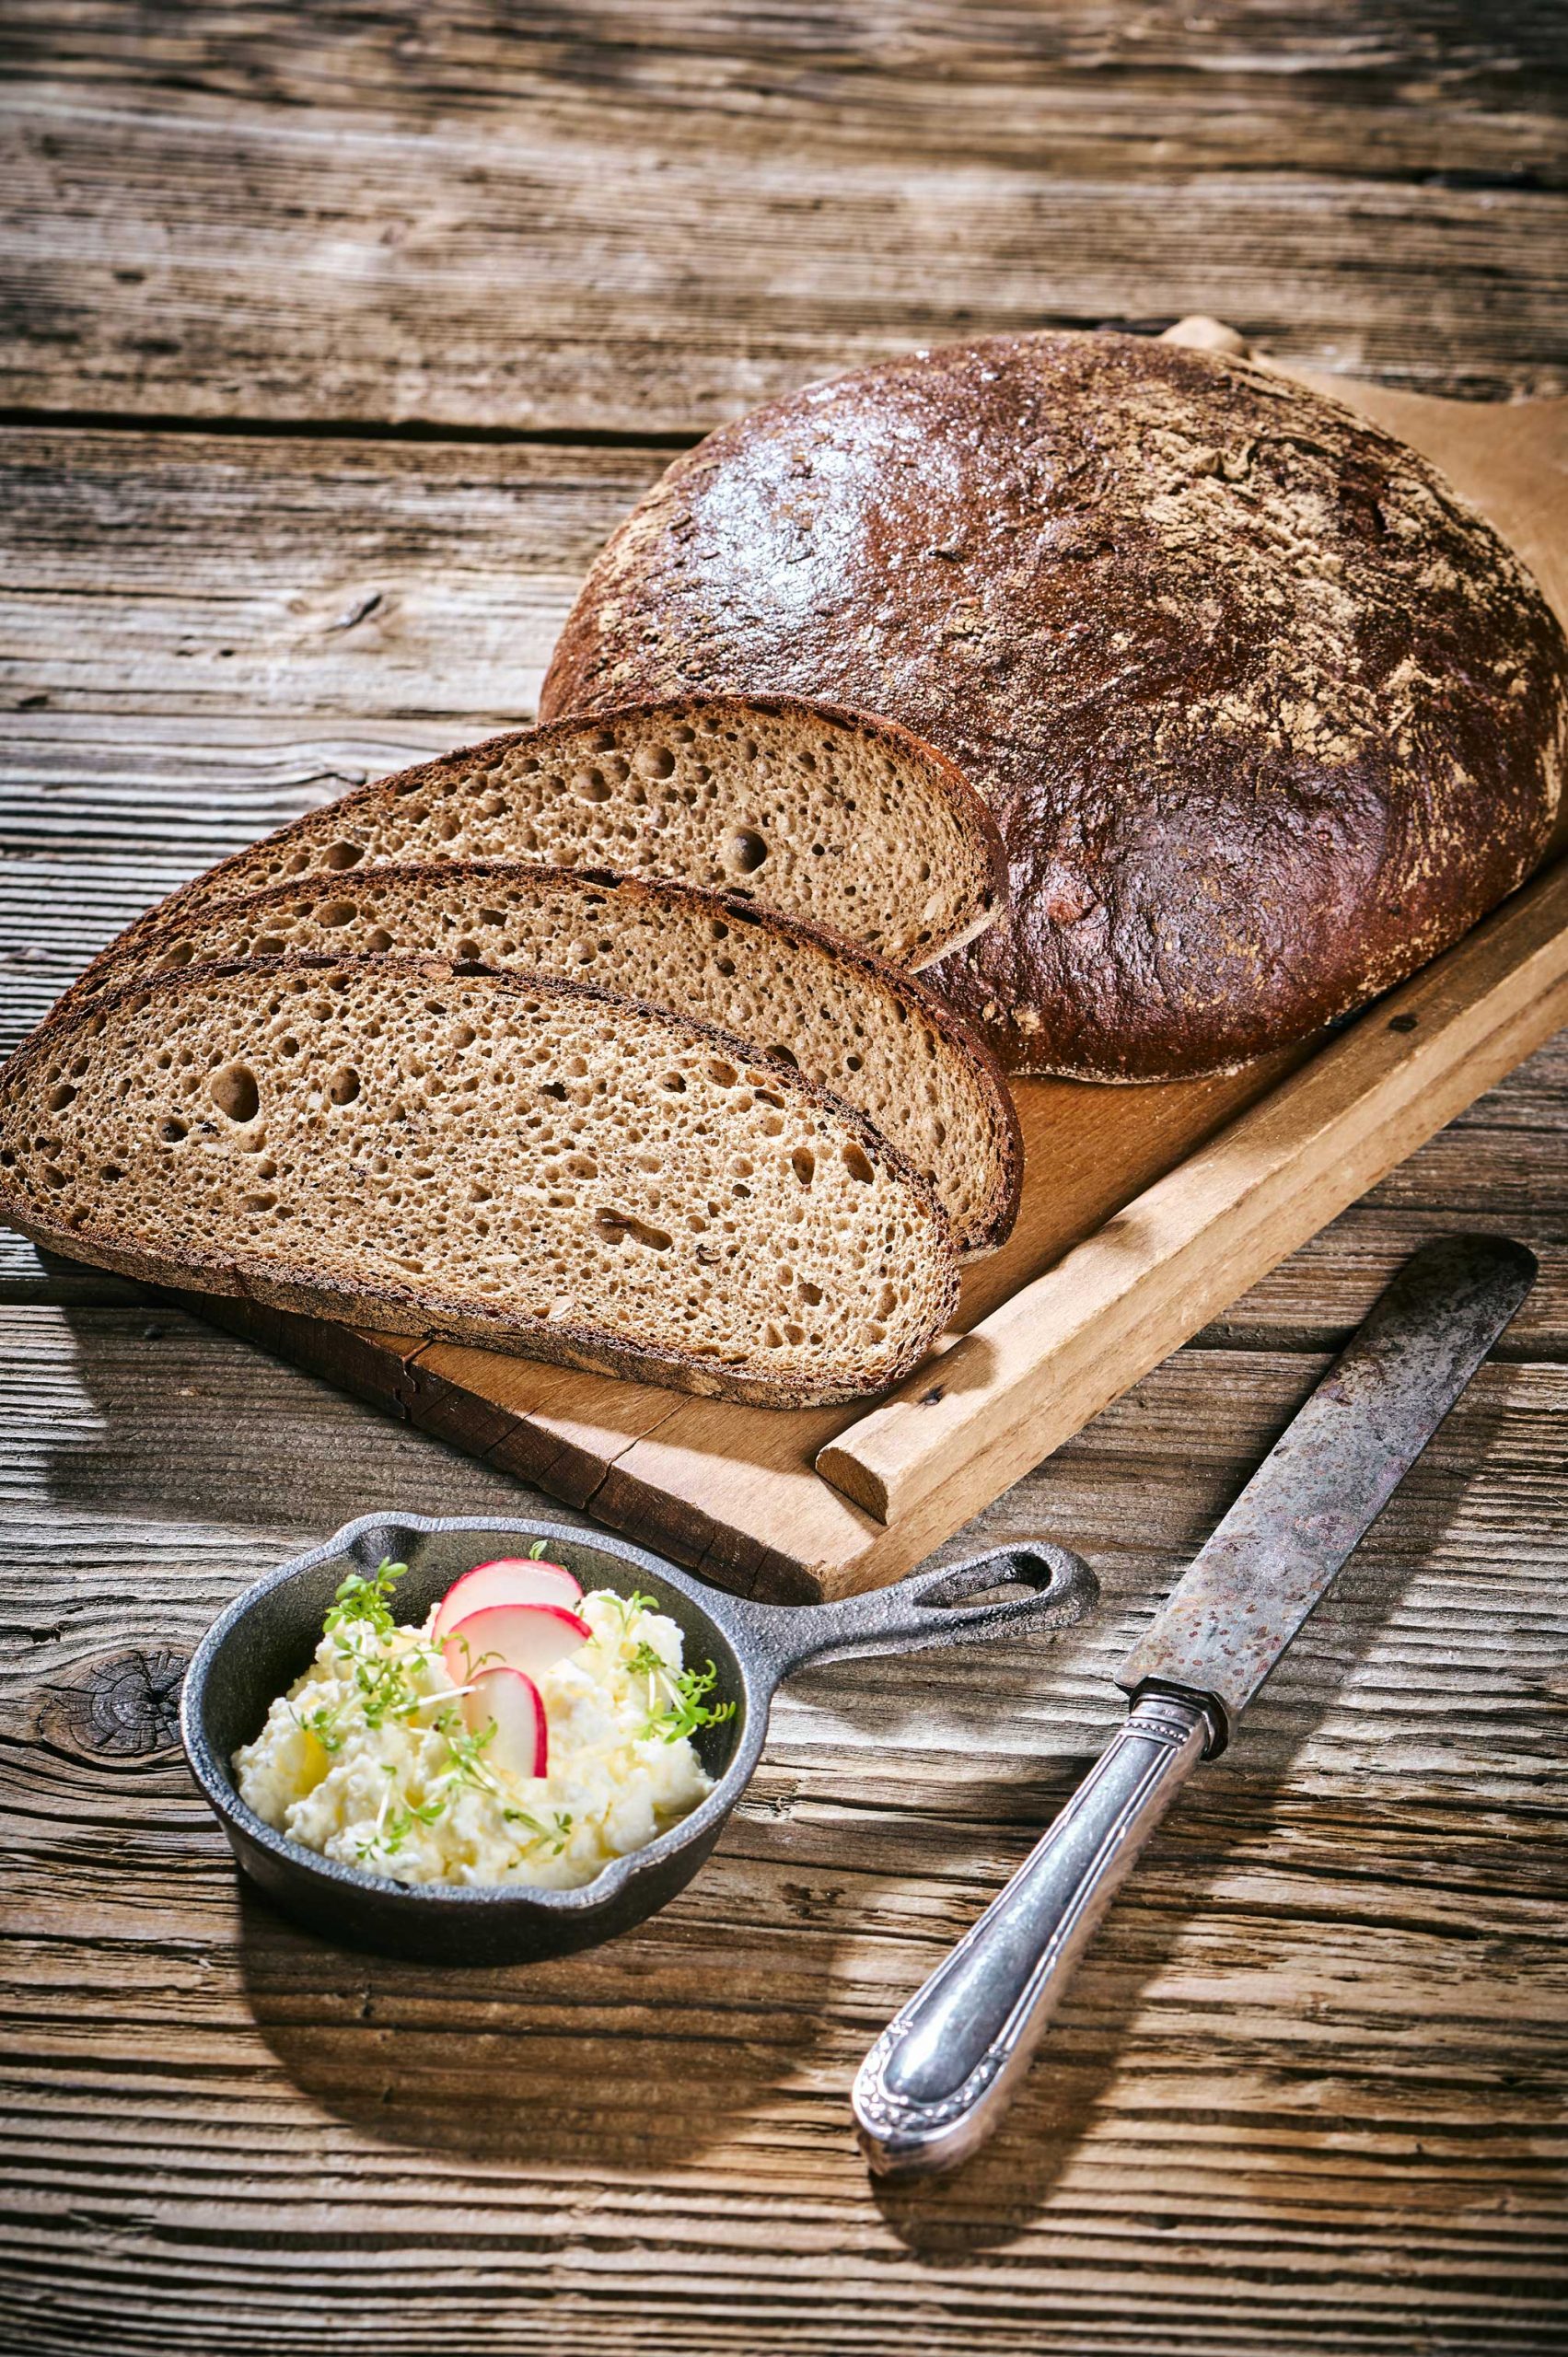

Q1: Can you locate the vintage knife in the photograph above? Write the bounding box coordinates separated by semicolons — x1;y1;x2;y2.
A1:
853;1233;1538;2178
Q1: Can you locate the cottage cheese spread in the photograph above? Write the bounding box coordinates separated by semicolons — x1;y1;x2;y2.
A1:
233;1579;718;1889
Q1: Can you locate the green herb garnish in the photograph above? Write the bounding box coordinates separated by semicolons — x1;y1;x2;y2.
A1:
502;1805;575;1855
324;1557;406;1642
638;1655;736;1746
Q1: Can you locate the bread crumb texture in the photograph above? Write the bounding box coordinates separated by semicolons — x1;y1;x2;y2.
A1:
103;699;998;979
540;331;1568;1081
0;958;958;1405
91;862;1020;1255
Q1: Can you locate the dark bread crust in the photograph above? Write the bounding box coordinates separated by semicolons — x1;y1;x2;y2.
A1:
74;691;1007;993
0;954;959;1410
60;857;1023;1258
540;331;1568;1082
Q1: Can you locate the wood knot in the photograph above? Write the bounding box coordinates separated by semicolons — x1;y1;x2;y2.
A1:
42;1648;188;1759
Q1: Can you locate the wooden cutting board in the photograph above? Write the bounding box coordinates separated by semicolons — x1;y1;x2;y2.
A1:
181;328;1568;1605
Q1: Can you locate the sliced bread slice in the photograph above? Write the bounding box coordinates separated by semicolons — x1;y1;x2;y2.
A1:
0;955;958;1407
80;696;1005;988
75;861;1021;1255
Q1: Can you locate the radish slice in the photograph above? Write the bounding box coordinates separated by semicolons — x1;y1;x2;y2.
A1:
442;1600;592;1689
433;1556;582;1644
461;1666;548;1780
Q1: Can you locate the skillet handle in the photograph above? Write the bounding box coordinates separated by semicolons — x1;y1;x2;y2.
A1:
734;1542;1098;1689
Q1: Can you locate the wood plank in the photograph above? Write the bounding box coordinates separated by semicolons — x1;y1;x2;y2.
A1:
2;37;1565;435
5;1301;1566;2351
8;0;1566;192
0;424;659;717
822;859;1568;1528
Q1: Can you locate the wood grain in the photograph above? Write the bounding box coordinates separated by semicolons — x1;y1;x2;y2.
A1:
2;5;1566;433
0;425;657;719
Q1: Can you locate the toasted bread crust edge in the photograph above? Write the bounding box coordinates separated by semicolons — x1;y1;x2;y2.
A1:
0;952;961;1410
72;693;1008;996
60;856;1023;1257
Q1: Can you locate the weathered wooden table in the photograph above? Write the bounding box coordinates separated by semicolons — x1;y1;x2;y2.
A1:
3;8;1566;2351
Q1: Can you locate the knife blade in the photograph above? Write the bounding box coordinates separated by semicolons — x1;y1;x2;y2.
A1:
853;1235;1537;2179
1117;1231;1539;1747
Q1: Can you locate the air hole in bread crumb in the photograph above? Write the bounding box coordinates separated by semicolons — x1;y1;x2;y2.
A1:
327;1066;360;1106
799;1280;823;1305
767;1044;799;1069
48;1083;76;1111
209;1062;260;1123
160;1118;188;1143
318;900;357;927
791;1148;815;1187
659;1071;686;1093
842;1143;875;1183
726;828;767;874
320;842;364;872
159;941;195;970
454;939;482;963
596;1207;671;1252
707;1058;738;1086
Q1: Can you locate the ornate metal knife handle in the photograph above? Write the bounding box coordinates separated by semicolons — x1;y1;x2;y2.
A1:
853;1692;1212;2177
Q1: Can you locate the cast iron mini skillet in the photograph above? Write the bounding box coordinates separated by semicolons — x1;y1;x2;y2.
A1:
181;1512;1098;1963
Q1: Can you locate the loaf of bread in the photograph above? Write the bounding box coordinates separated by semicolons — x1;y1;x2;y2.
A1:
80;695;1005;990
0;957;958;1406
540;331;1568;1082
69;860;1021;1256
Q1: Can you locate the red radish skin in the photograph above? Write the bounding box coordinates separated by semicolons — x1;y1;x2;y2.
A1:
461;1666;549;1780
432;1557;583;1644
441;1600;592;1690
